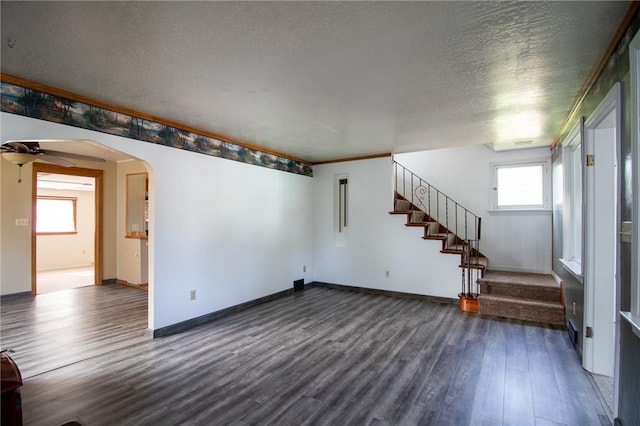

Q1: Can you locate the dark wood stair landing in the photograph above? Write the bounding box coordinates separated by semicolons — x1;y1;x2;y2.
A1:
477;271;565;326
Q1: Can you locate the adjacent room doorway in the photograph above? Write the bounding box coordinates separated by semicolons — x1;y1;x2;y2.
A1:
31;163;103;295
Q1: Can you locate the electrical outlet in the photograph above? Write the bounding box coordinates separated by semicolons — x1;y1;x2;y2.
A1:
132;224;140;231
15;218;29;226
385;270;390;278
303;265;307;273
190;290;196;301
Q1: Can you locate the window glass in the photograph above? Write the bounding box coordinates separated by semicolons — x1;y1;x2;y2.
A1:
492;160;549;210
496;165;544;207
37;197;77;234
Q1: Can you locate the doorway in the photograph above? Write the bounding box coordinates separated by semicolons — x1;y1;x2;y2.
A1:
31;163;103;295
583;83;621;395
36;172;96;294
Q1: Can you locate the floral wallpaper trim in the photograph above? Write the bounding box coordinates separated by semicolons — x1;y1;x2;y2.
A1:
0;81;313;177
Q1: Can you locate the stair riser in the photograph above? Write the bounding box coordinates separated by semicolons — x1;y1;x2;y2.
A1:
479;299;565;326
480;282;560;302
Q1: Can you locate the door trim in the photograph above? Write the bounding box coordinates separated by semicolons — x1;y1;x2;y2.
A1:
583;81;622;417
31;163;104;294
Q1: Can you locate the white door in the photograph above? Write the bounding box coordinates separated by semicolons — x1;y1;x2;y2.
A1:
591;124;616;376
584;83;620;377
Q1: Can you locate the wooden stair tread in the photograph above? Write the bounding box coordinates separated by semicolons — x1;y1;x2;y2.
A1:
479;271;558;288
479;280;561;294
459;263;487;270
442;249;464;254
423;235;446;240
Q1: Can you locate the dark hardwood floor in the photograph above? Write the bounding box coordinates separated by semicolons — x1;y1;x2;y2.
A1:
1;285;609;426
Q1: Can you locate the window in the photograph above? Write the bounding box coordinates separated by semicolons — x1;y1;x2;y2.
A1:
36;196;77;234
560;120;583;278
491;160;550;210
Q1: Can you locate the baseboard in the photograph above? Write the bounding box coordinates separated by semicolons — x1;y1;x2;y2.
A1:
0;291;32;300
150;288;295;338
116;278;148;290
311;281;457;305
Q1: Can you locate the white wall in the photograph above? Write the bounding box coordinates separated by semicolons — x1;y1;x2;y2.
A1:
395;145;552;274
0;154;33;294
1;112;314;331
36;188;95;271
313;157;461;299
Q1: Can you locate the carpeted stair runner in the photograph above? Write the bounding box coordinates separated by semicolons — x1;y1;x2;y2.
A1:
477;271;565;325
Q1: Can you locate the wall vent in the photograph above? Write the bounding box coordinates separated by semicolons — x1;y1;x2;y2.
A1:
293;279;304;292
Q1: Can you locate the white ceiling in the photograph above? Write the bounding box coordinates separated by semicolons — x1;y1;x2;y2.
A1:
0;1;631;163
37;173;95;192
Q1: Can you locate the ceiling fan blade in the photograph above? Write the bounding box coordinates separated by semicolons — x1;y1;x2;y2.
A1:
3;141;35;153
41;149;106;163
36;153;75;167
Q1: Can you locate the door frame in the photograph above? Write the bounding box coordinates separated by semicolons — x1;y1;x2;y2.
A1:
31;163;104;294
583;81;622;413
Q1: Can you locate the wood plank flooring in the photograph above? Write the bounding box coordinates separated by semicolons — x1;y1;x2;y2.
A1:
1;285;610;426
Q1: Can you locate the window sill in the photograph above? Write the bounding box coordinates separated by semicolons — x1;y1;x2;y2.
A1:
621;311;640;339
559;258;583;283
36;231;78;236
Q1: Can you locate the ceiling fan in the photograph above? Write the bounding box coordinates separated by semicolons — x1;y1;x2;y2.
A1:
1;141;105;183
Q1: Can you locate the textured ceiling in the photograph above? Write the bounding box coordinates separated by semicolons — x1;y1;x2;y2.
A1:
0;1;631;162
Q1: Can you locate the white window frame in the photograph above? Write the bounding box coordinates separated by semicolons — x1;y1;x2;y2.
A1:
490;159;551;211
623;30;640;337
559;119;584;280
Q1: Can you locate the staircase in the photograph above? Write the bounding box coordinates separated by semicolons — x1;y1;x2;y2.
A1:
390;161;487;311
389;161;566;325
477;271;565;325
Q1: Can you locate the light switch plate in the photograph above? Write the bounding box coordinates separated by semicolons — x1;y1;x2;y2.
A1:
15;218;29;226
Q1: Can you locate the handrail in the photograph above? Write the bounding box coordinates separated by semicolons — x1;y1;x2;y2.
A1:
393;160;482;247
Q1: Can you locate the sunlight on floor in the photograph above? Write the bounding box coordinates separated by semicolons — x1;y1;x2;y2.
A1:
37;266;94;294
